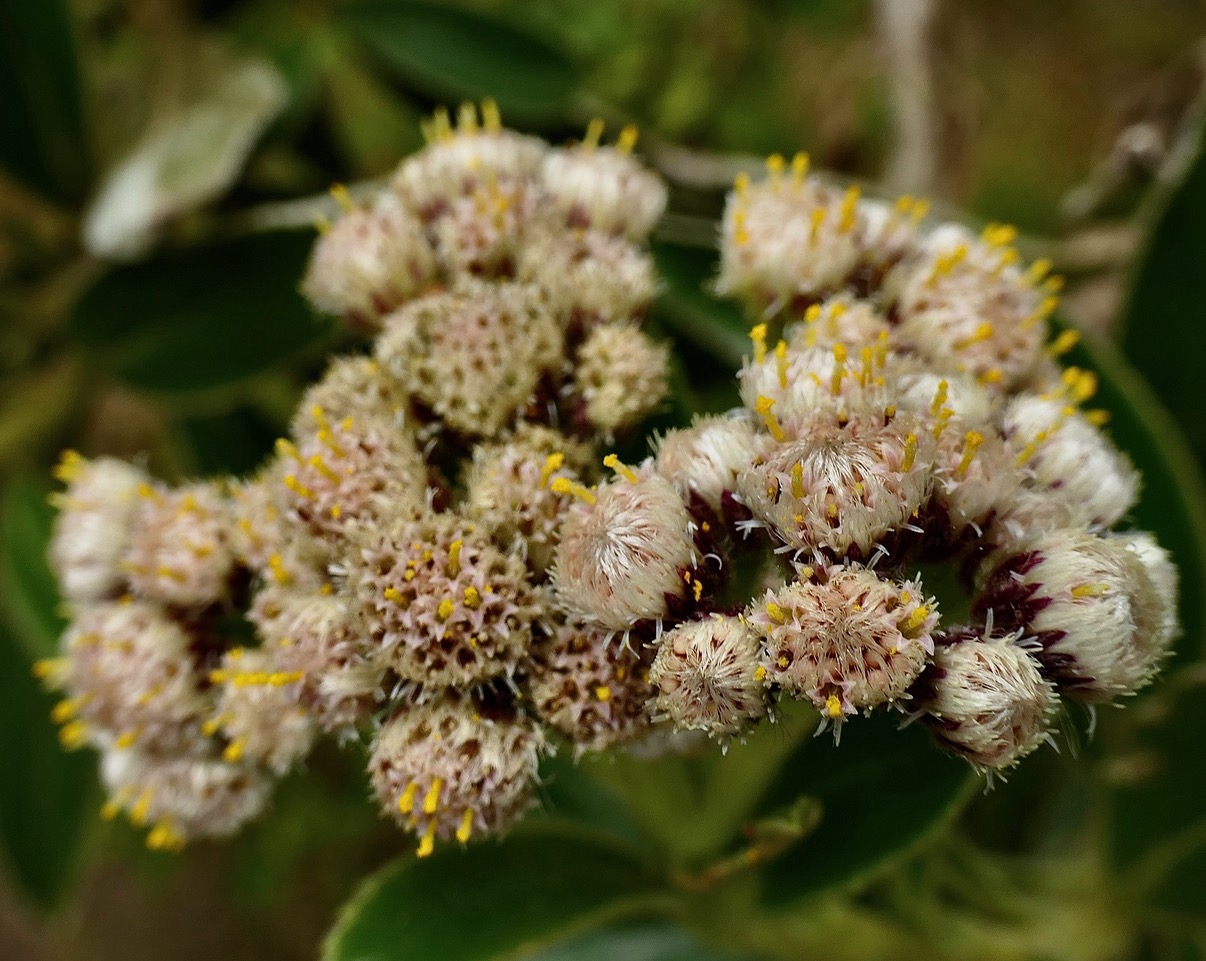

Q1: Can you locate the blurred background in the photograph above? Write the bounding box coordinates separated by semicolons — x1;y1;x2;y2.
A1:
4;1;1206;959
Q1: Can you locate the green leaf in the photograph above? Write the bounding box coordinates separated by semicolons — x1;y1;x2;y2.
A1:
0;623;94;910
1120;120;1206;466
519;921;754;961
1059;323;1206;657
322;825;672;961
82;54;288;260
652;242;749;372
0;475;66;663
752;711;975;907
0;0;87;201
179;405;282;477
337;1;580;122
71;230;335;393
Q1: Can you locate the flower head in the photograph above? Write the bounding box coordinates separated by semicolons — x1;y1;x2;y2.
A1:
572;323;669;438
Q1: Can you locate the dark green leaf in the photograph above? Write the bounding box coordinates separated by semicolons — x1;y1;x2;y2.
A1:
1059;323;1206;657
72;230;335;393
0;475;66;662
179;405;282;477
0;0;87;201
337;1;580;122
1120;122;1206;466
322;825;671;961
533;753;657;854
753;711;975;907
0;623;94;910
652;242;749;371
520;921;755;961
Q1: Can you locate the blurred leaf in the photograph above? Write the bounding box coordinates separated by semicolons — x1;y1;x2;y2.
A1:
519;921;754;961
0;0;87;201
1121;119;1206;466
0;623;93;910
179;405;281;477
534;753;657;854
72;230;334;393
753;712;975;907
652;242;749;371
83;55;288;260
1060;323;1206;657
325;49;425;175
338;1;580;122
322;825;671;961
0;474;66;663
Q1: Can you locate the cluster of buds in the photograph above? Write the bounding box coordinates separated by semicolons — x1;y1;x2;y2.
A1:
41;106;671;856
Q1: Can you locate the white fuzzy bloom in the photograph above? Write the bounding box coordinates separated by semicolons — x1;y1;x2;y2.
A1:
649;614;770;737
541;143;667;241
976;530;1179;701
1002;395;1139;529
50;453;148;605
655;412;768;513
784;297;891;353
573;324;669;437
920;630;1057;771
890;367;996;427
553;471;696;630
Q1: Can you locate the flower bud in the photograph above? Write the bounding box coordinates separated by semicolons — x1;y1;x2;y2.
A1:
540;136;667;240
655;413;768;515
431;180;536;277
572;324;669;438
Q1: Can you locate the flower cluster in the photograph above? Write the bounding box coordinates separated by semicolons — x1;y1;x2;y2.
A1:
41;106;670;856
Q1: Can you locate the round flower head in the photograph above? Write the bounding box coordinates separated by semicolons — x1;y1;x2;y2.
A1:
124;482;235;607
1002;395;1139;529
975;530;1179;701
716;156;865;313
207;648;314;776
850;196;927;288
276;408;427;540
655;412;768;515
392;102;546;218
369;695;543;856
100;748;272;850
517;228;657;330
46;600;209;755
572;323;669;437
785;297;892;353
649;614;770;738
291;354;413;437
918;628;1057;771
49;452;148;605
349;514;539;686
300;192;438;332
263;592;384;733
540;122;667;240
464;426;593;574
553;470;697;631
376;280;564;437
527;620;655;752
928;419;1015;541
749;566;938;718
736;405;935;559
889;224;1053;389
432;179;537;277
890;367;996;428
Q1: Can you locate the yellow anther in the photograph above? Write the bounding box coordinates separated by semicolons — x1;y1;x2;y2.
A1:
423;778;444;815
1044;275;1064;294
136;482;159;501
308;454;339;482
594;686;612;702
754;665;767;682
790;461;806;499
734;171;750;196
202;716;223;737
956;430;984;478
992;247;1021;276
284;475;313;499
603;454;639;484
101;799;122;821
775;340;789;389
550;477;596;504
223;738;246;763
927;381;949;419
693;578;703;602
433;105;452;139
130;791;153;827
979;367;1005;386
482;98;501;130
839;186;860;232
1070;369;1097;403
59;720;88;750
825;694;843;719
895;194;914;214
399;783;418;814
766;153;786;181
329;183;355;214
463;586;481;609
898;606;931;638
809;206;827;239
540;453;565;487
457;809;474;844
765;602;788;625
754;396;785;442
268;553;291;586
417;821;437;858
733;208;749;246
53;449;85;483
51;698;79;723
831;343;847;396
1025;296;1059;328
776;656;789;669
750;323;768;364
447;539;463;577
928;243;967;284
436;598;455;621
617;125;638;153
826;501;839;519
383;587;405;604
980;222;1017;247
1071;583;1111;599
791;151;809;184
1023;258;1052;286
1085;408;1111;427
1047;329;1080;357
146;820;184;853
115;729;140;750
457;101;478;133
583;118;604;150
902;432;919;472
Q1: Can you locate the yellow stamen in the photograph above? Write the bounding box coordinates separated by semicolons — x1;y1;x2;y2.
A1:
595;686;612;702
616;125;638;153
456;809;474;844
482;98;501;130
1071;583;1111;599
603;454;639;484
417;821;437;858
383;587;405;604
457;101;478;133
754;396;785;442
791;151;809;185
268;553;291;586
809;206;827;240
831;344;847;396
583;118;604;150
956;430;983;478
463;586;481;609
734;171;750;196
447;539;463;577
898;606;931;638
550;477;596;504
399;783;418;814
59;720;88;750
750;323;768;364
902;432;918;472
766;153;785;182
1047;329;1080;357
223;738;246;763
51;698;79;724
436;598;455;621
275;437;302;462
754;665;767;682
775;340;789;389
329;183;355;214
540;453;565;487
733;208;749;246
825;694;843;719
424;778;444;815
284;475;313;499
115;729;140;750
1023;258;1052;286
839;186;860;232
765;602;788;624
53;449;85;483
130;791;153;827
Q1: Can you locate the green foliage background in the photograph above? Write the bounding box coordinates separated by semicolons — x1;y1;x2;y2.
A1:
3;1;1206;959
